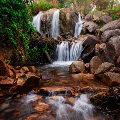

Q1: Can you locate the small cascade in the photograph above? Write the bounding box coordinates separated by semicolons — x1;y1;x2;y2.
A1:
47;94;94;120
32;11;43;33
74;13;83;37
51;10;60;38
56;41;83;61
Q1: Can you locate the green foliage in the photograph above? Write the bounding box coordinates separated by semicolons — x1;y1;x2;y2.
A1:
0;0;34;60
28;0;54;15
110;14;117;20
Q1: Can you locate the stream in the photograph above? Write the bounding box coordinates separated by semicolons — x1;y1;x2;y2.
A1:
0;62;114;120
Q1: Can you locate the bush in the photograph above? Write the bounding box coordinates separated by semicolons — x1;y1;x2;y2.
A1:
0;0;35;61
28;0;54;15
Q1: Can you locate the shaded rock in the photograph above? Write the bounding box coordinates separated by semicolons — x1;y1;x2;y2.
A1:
100;15;113;24
0;59;9;76
82;20;98;33
34;102;49;112
101;29;120;43
85;14;93;21
0;77;14;85
96;43;116;63
81;35;99;63
95;62;114;75
101;72;120;86
90;92;107;106
108;36;120;57
117;56;120;67
90;56;102;74
95;44;100;56
85;63;90;70
100;19;120;32
69;60;85;73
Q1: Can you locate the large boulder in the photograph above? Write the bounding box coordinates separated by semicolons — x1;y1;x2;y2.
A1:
95;62;114;75
100;19;120;33
96;43;118;63
69;60;85;73
101;72;120;86
90;56;102;74
59;8;78;36
101;29;120;43
82;20;98;33
100;15;113;24
81;34;99;63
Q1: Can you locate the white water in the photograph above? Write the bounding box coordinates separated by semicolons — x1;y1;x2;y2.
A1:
47;94;94;120
56;41;83;62
32;11;43;33
51;10;60;38
74;13;83;37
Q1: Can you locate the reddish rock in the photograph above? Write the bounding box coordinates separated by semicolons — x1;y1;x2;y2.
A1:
0;77;14;85
27;66;37;73
34;102;49;112
20;66;29;73
95;62;114;75
69;60;85;73
90;56;102;74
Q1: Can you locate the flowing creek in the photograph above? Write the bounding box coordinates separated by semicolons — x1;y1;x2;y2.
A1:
0;62;114;120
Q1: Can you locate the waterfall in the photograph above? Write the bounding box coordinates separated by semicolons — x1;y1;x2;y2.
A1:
51;10;60;38
74;13;83;38
47;94;94;120
32;11;43;33
56;41;83;61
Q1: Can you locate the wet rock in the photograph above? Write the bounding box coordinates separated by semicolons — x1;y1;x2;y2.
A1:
20;66;29;73
101;29;120;43
90;56;102;74
90;92;107;106
69;60;85;73
34;102;49;112
100;19;120;32
0;77;14;85
0;59;9;76
95;62;114;75
81;35;99;63
82;20;98;33
72;73;94;81
27;66;37;73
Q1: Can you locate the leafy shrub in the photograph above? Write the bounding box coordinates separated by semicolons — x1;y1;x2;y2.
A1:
0;0;34;60
28;0;54;15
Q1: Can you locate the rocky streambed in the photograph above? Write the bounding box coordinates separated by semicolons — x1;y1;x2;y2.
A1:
0;62;119;120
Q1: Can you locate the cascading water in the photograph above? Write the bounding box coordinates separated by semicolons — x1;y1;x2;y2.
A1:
56;41;83;61
51;10;60;38
32;11;43;33
74;13;83;38
47;94;94;120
